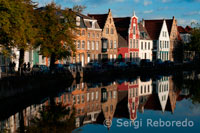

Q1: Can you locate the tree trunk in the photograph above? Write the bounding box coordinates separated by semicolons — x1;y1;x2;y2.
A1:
18;48;25;72
50;53;56;72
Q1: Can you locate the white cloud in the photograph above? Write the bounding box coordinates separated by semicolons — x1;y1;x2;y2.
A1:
144;0;152;6
178;18;198;26
143;10;153;14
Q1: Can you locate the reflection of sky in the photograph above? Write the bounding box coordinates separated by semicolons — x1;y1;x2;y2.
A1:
73;98;200;133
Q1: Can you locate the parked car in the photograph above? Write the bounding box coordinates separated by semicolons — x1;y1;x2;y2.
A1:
163;60;174;67
114;62;128;68
32;65;49;74
140;59;153;67
154;59;164;68
102;62;114;69
126;61;138;68
86;62;101;70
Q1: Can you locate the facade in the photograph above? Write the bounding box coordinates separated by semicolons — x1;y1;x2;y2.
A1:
138;22;153;61
144;19;170;61
84;16;102;63
88;9;118;63
128;12;140;64
114;17;130;62
166;17;180;61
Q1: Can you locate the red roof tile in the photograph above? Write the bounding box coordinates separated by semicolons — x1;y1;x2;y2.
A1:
178;26;187;33
185;25;192;33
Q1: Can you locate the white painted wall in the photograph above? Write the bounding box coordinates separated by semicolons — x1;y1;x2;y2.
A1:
139;40;153;61
138;78;152;96
157;20;170;61
156;76;169;112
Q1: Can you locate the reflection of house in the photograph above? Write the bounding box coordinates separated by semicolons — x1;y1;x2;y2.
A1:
88;9;118;63
128;78;139;121
101;82;118;126
0;102;47;133
156;76;170;112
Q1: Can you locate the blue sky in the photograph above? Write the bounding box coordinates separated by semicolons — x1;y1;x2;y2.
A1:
33;0;200;27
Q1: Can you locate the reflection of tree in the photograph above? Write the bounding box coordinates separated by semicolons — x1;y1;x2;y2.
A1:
173;72;200;104
185;79;200;104
23;104;76;133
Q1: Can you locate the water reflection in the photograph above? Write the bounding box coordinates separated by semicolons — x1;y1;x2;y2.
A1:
1;72;200;132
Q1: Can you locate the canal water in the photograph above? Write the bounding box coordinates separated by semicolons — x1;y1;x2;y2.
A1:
0;71;200;133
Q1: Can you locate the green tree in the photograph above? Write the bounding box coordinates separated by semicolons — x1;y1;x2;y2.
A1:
73;5;86;13
35;2;76;70
0;0;37;70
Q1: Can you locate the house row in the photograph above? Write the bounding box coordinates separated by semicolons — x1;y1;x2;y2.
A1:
0;9;182;70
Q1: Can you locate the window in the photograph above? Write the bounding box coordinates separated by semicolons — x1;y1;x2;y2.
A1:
82;41;85;49
148;42;150;50
96;41;99;50
133;39;135;48
163;31;165;37
76;16;80;26
160;41;162;48
92;41;95;50
114;40;117;48
111;28;114;34
110;40;113;49
136;40;138;48
96;91;98;100
130;39;132;48
92;33;95;38
106;28;109;34
77;40;81;49
88;33;90;38
110;54;112;62
133;26;136;35
91;92;94;101
87;93;90;102
141;42;143;50
145;42;147;50
82;30;85;36
167;41;169;48
97;33;99;38
87;41;90;50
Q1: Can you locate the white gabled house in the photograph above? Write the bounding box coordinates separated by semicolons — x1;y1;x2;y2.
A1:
144;19;170;61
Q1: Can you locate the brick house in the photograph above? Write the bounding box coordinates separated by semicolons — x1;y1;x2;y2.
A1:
88;9;118;63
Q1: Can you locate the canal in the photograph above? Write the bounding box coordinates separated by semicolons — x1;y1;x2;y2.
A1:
0;71;200;133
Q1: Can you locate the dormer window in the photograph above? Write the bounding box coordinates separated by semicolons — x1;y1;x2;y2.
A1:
111;28;114;34
76;16;80;26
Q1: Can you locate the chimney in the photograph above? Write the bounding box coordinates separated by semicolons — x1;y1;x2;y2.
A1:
142;18;145;27
173;16;175;19
108;9;111;13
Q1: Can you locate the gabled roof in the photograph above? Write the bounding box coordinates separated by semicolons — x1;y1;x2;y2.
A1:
144;19;174;40
185;25;192;33
114;17;130;41
138;22;151;40
166;19;173;36
144;20;164;40
87;14;108;29
178;26;187;33
76;12;93;20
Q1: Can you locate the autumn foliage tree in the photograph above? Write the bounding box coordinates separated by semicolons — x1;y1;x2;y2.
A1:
0;0;37;70
35;2;76;70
